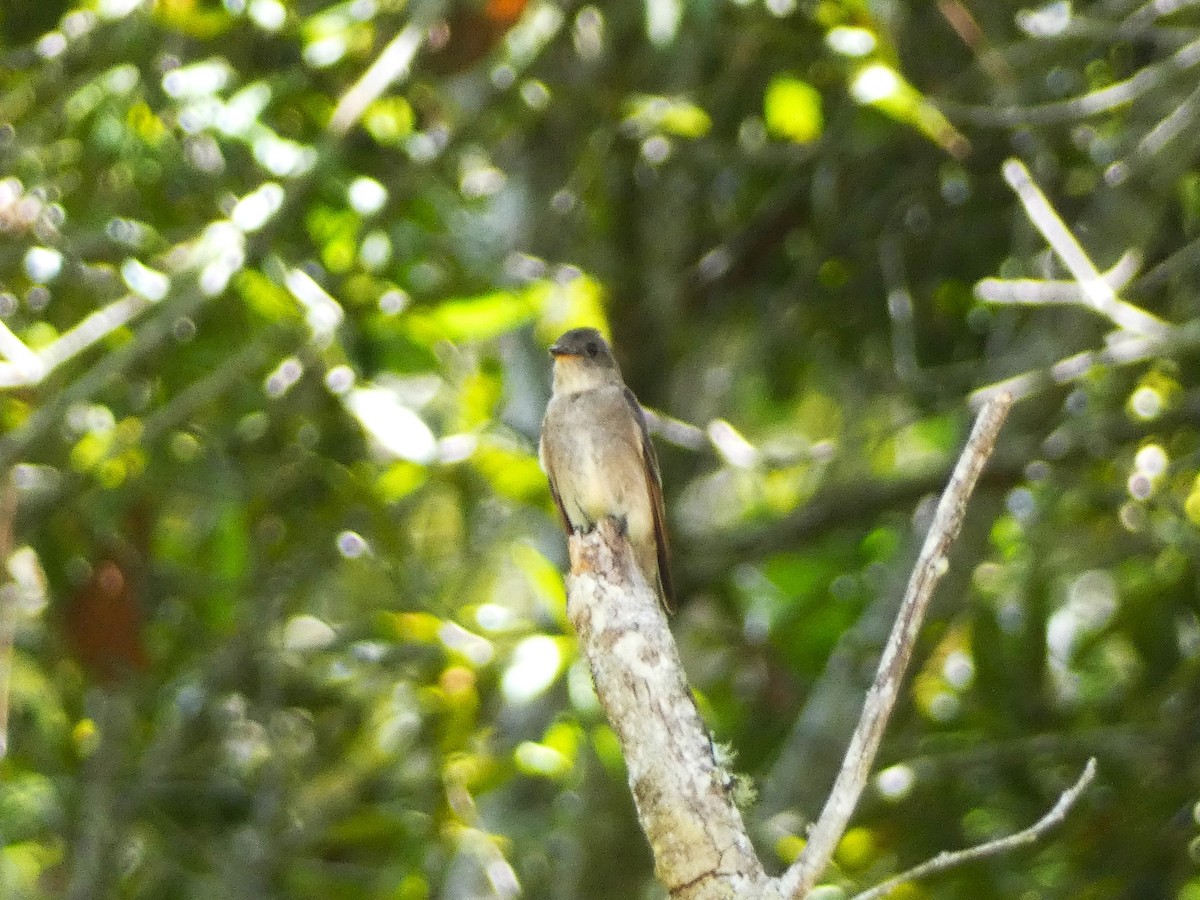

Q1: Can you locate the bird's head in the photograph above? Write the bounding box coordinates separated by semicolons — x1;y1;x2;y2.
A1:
548;328;620;392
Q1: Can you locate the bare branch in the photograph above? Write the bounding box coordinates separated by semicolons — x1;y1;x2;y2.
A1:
643;407;826;470
850;758;1097;900
1106;81;1200;186
780;393;1014;899
0;293;151;389
969;321;1200;407
0;318;45;383
330;24;424;136
0;284;213;471
566;521;781;900
969;156;1191;407
941;36;1200;126
1123;0;1200;31
1001;159;1170;338
642;407;708;451
975;250;1140;307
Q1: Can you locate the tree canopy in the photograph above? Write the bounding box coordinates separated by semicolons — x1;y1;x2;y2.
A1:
2;0;1200;897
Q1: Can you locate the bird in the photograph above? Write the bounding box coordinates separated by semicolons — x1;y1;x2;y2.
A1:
539;327;673;612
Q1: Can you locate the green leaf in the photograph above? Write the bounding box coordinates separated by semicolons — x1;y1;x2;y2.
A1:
212;505;250;581
623;95;712;138
764;76;823;144
849;63;967;155
532;274;609;342
363;97;415;146
406;290;539;344
236;269;297;323
376;461;429;502
472;440;547;504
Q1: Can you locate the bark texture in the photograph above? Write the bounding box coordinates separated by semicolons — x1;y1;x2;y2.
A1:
567;521;782;900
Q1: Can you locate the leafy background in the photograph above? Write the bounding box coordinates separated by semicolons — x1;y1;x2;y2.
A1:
2;0;1200;897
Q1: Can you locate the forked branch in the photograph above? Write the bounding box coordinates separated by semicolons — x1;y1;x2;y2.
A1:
779;392;1013;898
563;391;1094;899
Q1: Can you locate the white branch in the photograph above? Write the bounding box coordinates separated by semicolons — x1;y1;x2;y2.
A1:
1001;159;1169;338
968;325;1191;407
780;393;1013;899
330;24;425;136
971;157;1188;408
0;293;150;389
0;319;45;383
850;758;1097;900
944;37;1200;126
975;249;1140;306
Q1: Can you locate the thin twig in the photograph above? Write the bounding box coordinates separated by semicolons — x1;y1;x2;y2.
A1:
1123;0;1200;30
968;320;1200;407
941;36;1200;126
849;758;1097;900
936;0;1020;92
641;407;707;451
780;393;1014;899
1002;159;1170;338
1108;80;1200;184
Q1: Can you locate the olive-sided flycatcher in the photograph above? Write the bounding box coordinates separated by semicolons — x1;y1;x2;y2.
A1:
539;327;674;611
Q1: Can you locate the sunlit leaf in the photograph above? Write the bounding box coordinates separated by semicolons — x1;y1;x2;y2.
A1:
385;611;444;643
456;369;503;429
860;526;899;563
0;841;61;895
590;724;625;776
126;102;167;145
307;206;361;275
407;290;539;343
20;322;58;351
472;440;547;504
363;97;415;146
850;63;967;155
623;94;712;138
376;460;429;502
236;269;299;323
514;739;572;778
764;76;823;144
511;543;567;617
154;0;234;38
875;412;960;475
835;826;876;870
531;273;608;341
775;833;805;865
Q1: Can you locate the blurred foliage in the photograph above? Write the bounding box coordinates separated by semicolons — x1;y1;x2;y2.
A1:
2;0;1200;898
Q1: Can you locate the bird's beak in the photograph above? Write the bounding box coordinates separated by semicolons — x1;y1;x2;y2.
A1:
548;342;574;358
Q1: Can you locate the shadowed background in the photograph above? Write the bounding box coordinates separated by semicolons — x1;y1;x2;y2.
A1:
1;0;1200;897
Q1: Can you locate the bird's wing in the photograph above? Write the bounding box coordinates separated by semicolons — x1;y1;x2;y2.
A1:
624;387;674;612
539;428;572;533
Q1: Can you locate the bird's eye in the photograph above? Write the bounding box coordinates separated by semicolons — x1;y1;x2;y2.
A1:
586;342;598;357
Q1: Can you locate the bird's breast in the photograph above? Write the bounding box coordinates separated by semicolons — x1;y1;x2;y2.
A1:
543;387;652;541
